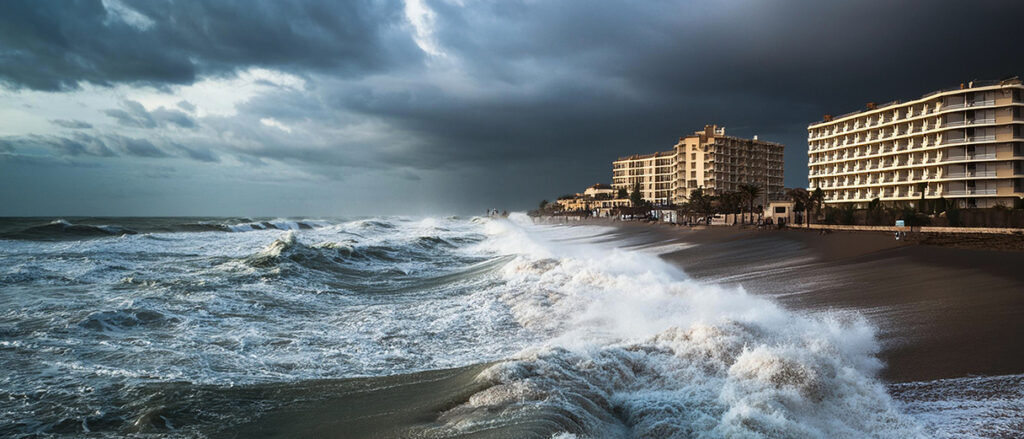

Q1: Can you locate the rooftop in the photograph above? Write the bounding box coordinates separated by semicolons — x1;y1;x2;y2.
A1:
614;150;676;162
809;77;1022;127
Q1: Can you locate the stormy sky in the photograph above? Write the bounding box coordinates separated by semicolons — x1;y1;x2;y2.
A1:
1;0;1022;216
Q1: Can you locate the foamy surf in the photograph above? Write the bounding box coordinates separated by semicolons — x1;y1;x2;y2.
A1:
420;214;924;438
0;214;1002;437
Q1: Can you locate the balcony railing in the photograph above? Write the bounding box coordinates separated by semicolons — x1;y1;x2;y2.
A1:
942;135;997;145
947;188;998;195
946;170;998;178
942;153;997;161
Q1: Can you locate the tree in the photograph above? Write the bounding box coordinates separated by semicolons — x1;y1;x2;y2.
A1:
809;187;825;224
539;200;549;210
867;197;883;225
617;188;628;199
629;182;644;207
718;191;743;225
738;183;762;225
688;187;716;225
786;188;809;226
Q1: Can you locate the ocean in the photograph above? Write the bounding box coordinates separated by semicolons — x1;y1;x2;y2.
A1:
0;215;1018;438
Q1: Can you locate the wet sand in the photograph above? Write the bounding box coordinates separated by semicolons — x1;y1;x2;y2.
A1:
609;222;1024;383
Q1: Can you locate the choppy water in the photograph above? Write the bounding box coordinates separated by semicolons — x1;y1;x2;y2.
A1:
0;215;1019;438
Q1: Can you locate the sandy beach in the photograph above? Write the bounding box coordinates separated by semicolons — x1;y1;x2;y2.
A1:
597;221;1024;384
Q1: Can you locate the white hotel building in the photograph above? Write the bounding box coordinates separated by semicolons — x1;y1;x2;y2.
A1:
807;78;1024;208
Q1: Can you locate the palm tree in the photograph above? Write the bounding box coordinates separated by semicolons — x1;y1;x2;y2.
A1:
688;187;715;225
738;183;762;225
718;191;743;225
809;187;825;224
629;182;643;207
786;188;810;226
867;197;883;225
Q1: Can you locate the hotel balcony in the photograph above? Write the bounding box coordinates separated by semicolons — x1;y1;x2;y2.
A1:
946;170;998;178
947;188;998;195
942;152;997;161
941;134;997;145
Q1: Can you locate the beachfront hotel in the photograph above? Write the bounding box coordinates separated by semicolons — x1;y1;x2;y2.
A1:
807;78;1024;208
612;125;785;206
611;150;678;205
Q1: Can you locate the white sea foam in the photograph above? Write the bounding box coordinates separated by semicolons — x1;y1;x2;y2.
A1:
0;214;1004;437
432;215;926;437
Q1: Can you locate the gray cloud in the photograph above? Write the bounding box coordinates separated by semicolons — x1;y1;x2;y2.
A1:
169;142;219;163
0;0;422;91
1;133;117;157
51;119;94;129
329;0;1024;189
116;136;168;158
2;0;1023;215
104;100;196;129
0;151;103;168
0;132;222;162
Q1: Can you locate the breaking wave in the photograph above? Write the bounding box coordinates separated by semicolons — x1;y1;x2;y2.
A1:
0;213;979;437
0;219;138;240
418;214;924;438
0;217;331;241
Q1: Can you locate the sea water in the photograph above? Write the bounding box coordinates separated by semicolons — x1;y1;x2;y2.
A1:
0;214;1017;437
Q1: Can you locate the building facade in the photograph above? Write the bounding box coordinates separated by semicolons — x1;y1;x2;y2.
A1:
671;125;785;206
807;78;1024;208
583;183;617;199
612;150;678;205
612;125;785;207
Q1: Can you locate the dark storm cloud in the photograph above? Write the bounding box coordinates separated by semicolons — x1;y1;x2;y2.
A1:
116;136;168;158
335;0;1024;188
0;0;421;91
0;152;102;168
1;133;118;157
51;119;94;129
4;0;1024;215
104;100;196;129
0;132;223;162
169;142;219;163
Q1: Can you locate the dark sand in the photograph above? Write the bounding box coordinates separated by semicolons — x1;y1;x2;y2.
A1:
607;222;1024;383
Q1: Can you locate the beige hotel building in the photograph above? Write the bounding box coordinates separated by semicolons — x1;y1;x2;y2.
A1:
613;125;785;206
808;78;1024;208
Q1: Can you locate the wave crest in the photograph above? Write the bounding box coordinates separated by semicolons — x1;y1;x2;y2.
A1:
423;217;925;438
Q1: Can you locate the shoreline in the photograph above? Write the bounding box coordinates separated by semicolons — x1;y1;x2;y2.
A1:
537;215;1024;252
578;219;1024;383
